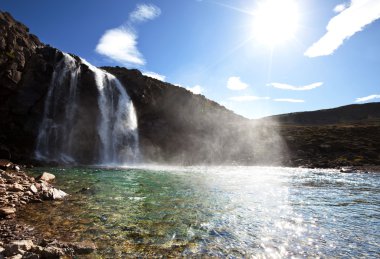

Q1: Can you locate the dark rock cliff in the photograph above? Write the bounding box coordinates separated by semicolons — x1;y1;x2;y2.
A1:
0;11;287;165
2;11;378;168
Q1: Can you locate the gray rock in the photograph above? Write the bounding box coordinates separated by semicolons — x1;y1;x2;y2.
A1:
42;188;68;200
37;172;55;182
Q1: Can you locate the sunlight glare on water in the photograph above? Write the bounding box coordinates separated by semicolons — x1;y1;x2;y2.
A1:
19;166;380;257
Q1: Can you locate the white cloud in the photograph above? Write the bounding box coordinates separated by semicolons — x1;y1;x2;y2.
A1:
186;85;204;95
305;0;380;57
334;3;349;13
355;94;380;102
95;28;145;66
268;82;323;91
229;95;270;102
129;4;161;23
96;4;161;66
274;98;305;103
142;71;166;81
227;76;249;90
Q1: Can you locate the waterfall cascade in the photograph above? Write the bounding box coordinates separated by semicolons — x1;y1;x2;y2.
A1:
35;53;139;164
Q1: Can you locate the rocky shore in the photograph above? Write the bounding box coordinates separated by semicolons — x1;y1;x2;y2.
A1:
0;160;96;258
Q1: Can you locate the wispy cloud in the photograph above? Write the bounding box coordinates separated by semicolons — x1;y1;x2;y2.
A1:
96;28;144;65
142;71;166;81
95;4;161;66
274;98;305;103
305;0;380;57
129;4;161;23
186;85;204;95
229;95;270;102
355;94;380;102
268;82;323;91
227;76;249;90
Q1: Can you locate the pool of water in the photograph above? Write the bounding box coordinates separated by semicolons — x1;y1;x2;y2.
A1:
18;166;380;257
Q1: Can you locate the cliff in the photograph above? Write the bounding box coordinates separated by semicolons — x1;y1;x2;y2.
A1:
1;10;379;168
0;11;286;165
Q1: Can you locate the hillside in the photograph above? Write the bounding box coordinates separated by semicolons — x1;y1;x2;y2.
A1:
267;102;380;125
265;103;380;168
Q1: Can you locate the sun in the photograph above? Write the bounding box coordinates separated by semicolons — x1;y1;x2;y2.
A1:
252;0;299;46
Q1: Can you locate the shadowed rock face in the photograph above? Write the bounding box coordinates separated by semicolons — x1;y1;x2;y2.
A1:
102;67;287;165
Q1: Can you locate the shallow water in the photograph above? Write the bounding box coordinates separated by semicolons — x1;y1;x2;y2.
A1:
19;166;380;258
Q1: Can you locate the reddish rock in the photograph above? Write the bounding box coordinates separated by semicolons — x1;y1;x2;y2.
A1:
9;183;23;192
0;207;16;216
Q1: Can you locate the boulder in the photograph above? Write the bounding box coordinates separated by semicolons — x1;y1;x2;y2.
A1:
37;172;55;182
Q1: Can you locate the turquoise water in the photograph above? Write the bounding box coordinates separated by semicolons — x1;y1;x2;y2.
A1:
19;166;379;257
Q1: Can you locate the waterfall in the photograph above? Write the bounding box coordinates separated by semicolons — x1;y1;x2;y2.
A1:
35;52;139;164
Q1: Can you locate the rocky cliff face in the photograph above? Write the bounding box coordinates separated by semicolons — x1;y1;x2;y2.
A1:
2;11;378;168
0;11;287;165
0;11;47;161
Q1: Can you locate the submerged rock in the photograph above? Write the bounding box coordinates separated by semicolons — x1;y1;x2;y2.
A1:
0;163;96;258
70;241;96;255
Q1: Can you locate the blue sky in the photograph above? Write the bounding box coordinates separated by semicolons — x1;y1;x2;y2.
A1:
2;0;380;118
